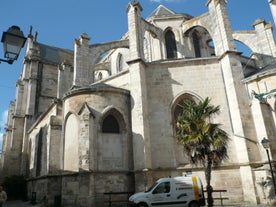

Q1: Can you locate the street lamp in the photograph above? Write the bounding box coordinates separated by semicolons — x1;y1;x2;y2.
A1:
0;25;26;64
261;137;276;195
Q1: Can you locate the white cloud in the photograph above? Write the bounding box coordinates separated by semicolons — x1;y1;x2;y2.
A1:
0;110;8;126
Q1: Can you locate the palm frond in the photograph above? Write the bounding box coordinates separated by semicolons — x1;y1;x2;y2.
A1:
175;97;229;167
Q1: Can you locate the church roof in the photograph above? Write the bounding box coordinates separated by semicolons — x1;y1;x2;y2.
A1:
65;82;130;99
38;43;74;65
249;63;276;77
148;5;176;18
147;5;193;20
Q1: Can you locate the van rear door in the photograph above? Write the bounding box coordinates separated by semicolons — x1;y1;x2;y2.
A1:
172;179;194;207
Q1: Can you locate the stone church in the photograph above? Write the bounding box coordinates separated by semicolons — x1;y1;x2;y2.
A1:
1;0;276;206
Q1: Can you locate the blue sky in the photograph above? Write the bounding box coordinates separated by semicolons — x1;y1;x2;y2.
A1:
0;0;274;150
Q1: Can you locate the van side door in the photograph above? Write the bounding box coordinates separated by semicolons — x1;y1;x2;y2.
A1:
149;181;173;207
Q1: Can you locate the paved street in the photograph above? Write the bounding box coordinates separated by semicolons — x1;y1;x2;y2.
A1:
2;200;274;207
4;200;40;207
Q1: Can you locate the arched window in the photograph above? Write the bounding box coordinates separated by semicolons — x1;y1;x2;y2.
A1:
174;99;193;130
192;31;201;58
64;114;79;172
165;30;177;59
143;37;149;61
102;114;120;133
36;129;43;176
172;94;198;166
117;53;124;72
98;72;103;80
28;139;32;175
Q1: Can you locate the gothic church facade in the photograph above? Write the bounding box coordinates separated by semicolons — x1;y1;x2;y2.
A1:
1;0;276;206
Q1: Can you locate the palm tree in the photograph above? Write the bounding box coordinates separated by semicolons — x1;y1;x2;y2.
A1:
175;97;229;207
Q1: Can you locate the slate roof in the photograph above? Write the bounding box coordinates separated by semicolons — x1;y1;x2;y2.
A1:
38;43;74;65
246;63;276;79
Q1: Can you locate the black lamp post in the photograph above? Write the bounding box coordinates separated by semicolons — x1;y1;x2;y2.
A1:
0;25;26;64
261;137;276;195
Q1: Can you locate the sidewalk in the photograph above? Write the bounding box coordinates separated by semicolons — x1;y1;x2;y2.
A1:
3;200;274;207
232;205;271;207
4;200;41;207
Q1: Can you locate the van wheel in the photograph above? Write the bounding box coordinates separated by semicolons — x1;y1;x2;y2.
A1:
188;201;199;207
137;202;148;207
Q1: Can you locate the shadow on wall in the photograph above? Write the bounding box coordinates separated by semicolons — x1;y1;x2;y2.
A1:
2;175;27;201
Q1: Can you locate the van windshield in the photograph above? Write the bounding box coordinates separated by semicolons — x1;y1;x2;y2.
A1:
145;182;158;192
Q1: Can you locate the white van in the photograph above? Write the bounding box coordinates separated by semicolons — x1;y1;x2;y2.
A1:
128;176;205;207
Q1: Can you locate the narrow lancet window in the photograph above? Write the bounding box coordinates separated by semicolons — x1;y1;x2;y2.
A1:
165;30;177;59
192;32;201;58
